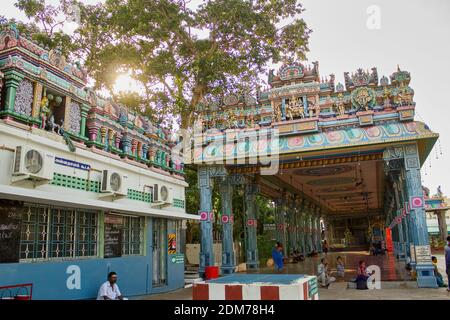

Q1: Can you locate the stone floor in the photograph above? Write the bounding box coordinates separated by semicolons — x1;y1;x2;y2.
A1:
136;251;450;300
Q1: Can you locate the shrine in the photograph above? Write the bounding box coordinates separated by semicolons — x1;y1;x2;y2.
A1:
191;59;439;288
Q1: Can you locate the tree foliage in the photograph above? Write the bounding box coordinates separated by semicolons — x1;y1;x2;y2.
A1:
12;0;311;128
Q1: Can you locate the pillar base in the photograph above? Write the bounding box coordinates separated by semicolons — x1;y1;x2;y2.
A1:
221;265;235;275
246;262;259;270
416;264;438;288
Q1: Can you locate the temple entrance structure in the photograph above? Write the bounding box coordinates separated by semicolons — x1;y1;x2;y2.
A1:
190;61;440;288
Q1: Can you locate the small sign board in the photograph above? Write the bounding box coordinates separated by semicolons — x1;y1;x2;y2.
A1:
104;214;123;258
415;245;431;264
170;254;184;264
168;233;177;254
0;203;23;263
55;157;91;171
409;243;416;263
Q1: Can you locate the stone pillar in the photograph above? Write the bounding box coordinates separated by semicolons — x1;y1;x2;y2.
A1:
315;209;322;253
3;70;24;112
245;182;259;269
115;132;122;149
198;166;214;275
87;121;99;142
142;144;149;160
305;202;313;254
299;206;307;257
393;179;406;260
275;194;287;256
63;96;72;131
281;98;286;121
31;81;43;119
295;198;302;251
80;103;90;138
384;144;437;288
219;177;235;274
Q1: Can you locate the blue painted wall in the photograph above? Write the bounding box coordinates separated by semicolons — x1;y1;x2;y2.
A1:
0;217;185;300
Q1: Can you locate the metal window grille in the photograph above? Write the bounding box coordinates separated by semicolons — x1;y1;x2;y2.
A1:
122;216;144;255
20;204;99;261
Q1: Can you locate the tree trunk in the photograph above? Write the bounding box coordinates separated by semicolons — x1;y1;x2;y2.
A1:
180;84;207;130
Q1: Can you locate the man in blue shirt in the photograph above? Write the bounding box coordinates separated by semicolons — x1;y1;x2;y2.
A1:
272;242;284;271
445;236;450;292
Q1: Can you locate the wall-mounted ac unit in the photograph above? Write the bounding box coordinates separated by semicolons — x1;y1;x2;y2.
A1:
99;170;127;198
11;146;54;183
152;183;173;207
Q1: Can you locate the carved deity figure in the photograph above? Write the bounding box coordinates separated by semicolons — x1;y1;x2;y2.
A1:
227;111;238;128
382;87;392;108
336;93;346;116
273;103;282;122
307;97;320;118
40;96;50;129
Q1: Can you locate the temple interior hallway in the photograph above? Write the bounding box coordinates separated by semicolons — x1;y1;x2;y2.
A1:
258;251;411;282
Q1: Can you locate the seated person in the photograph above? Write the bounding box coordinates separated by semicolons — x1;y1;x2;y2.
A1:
355;260;374;290
97;272;126;300
336;256;345;279
317;258;336;288
432;256;447;287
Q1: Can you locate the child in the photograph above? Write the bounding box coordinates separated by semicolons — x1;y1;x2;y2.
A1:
431;256;446;287
336;256;345;279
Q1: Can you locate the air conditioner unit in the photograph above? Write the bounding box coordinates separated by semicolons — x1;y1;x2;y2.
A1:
99;170;127;198
152;183;173;207
11;146;54;183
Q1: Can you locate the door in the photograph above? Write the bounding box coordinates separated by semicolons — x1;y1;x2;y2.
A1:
152;218;167;287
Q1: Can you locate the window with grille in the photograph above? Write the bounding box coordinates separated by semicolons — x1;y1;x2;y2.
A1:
20;205;98;261
122;216;144;255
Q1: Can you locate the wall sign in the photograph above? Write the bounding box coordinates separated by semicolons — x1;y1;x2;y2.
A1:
415;245;431;264
55;157;91;171
0;201;23;263
168;233;176;254
170;254;184;264
410;243;416;263
104;214;123;258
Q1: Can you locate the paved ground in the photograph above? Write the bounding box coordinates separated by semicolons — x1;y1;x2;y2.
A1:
136;251;450;300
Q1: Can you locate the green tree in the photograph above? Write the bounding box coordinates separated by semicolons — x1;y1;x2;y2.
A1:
13;0;311;128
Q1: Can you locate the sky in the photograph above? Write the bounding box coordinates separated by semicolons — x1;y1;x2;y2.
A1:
2;0;450;194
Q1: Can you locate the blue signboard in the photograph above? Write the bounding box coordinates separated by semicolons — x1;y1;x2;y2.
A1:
55;157;91;171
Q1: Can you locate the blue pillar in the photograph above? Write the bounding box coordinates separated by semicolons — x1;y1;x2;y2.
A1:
305;202;313;254
198;166;214;275
245;183;259;269
315;209;322;253
393;178;406;260
276;193;288;256
287;198;296;254
281;98;286;121
403;145;436;287
384;144;437;288
300;209;307;257
219;177;235;274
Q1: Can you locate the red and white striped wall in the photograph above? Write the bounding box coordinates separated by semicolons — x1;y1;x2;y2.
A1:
193;276;319;300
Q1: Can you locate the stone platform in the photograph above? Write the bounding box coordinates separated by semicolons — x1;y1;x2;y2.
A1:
192;274;319;300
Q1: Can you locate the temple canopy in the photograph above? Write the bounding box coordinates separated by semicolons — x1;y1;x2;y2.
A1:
190;60;439;288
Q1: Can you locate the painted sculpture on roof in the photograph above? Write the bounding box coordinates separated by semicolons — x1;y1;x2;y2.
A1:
0;25;183;176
